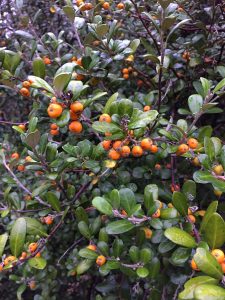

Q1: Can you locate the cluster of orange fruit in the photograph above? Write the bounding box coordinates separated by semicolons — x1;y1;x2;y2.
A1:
43;56;51;65
0;242;40;272
121;67;133;79
76;0;93;10
176;138;198;155
191;249;225;273
19;79;33;97
87;244;107;266
47;99;84;135
41;215;54;225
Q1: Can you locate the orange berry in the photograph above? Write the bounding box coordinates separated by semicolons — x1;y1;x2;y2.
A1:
35;252;41;258
44;216;54;225
190;258;199;271
21;252;27;259
168;203;173;208
221;262;225;274
76;57;83;66
188;208;192;215
4;256;16;266
50;123;58;130
192;157;200;167
99;114;111;123
11;152;19;160
143;105;151;112
170;184;180;192
187;138;198;149
28;242;38;253
102;2;110;10
76;74;85;81
214;190;222;198
102;140;111;151
20;87;30;97
96;255;106;266
69;121;83;133
117;2;124;9
121;146;130;157
155;163;161;170
51;96;57;103
50;129;59;136
71;56;77;62
29;281;36;290
211;249;225;264
47;103;63;118
182;51;190;61
187;215;196;223
213;165;224;175
22;81;31;88
177;144;189;155
108;149;121;160
18;124;26;131
122;68;129;74
24;194;32;201
17;165;25;172
70;101;84;113
87;244;97;251
132;145;143;157
152;209;160;218
150;144;158;153
143;227;152;239
43;57;51;65
113;140;122;150
121;209;128;216
25;156;32;162
84;2;93;10
123;74;129;79
70;110;80;121
137;80;144;87
0;263;4;272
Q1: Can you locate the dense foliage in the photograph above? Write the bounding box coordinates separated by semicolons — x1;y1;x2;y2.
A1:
0;0;225;299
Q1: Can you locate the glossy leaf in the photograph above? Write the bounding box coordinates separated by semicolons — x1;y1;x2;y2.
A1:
92;197;113;216
204;213;225;249
172;191;188;216
106;220;135;235
28;257;47;269
10;218;26;257
164;227;197;248
0;233;8;257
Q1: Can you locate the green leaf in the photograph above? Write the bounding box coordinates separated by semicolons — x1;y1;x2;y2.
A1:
112;238;123;257
53;72;71;93
193;171;225;192
211;137;222;156
193;248;223;280
172;191;188;216
178;276;219;300
63;5;75;21
92;197;113;216
75;207;89;224
0;233;8;257
28;257;47;269
171;247;191;266
188;94;203;114
140;248;152;264
200;201;218;233
164;227;197;248
32;58;46;78
148;257;160;279
17;284;26;300
106;220;135;235
78;248;98;259
136;267;149;278
10;218;26;257
78;221;91;239
103;93;118;114
158;240;175;254
28;75;55;95
182;180;196;201
144;184;158;210
25;130;41;149
92;121;122;134
24;217;48;237
109;189;120;209
166;19;191;42
204;213;225;249
45;191;61;212
55;109;70;128
119;188;136;216
76;259;94;275
194;284;225;300
128;110;158;129
160;208;179;219
204;137;215;161
213;78;225;93
32;183;51;197
200;77;211;98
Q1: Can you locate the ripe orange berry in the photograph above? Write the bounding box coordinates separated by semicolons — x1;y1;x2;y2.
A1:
84;2;93;10
20;87;30;97
18;124;26;131
187;138;198;149
28;242;38;253
35;252;41;258
50;129;59;136
122;68;129;74
123;74;129;79
168;203;173;208
17;165;25;172
70;101;84;113
221;262;225;274
50;123;58;130
92;40;101;46
76;57;83;66
150;144;158;153
4;256;16;266
155;163;161;170
143;105;151;112
76;74;85;81
102;140;111;151
51;96;57;103
121;146;130;157
192;157;200;167
213;165;224;175
29;281;36;290
143;227;152;239
22;81;31;88
20;252;27;259
117;2;124;9
24;194;32;201
99;114;111;123
132;145;143;157
108;149;121;160
190;258;199;271
214;190;222;197
152;209;160;218
96;255;106;266
137;80;144;87
25;156;32;162
177;144;189;155
113;140;122;150
187;215;196;223
211;249;225;264
188;208;192;215
11;152;19;160
102;2;110;10
170;184;180;192
0;263;4;272
69;121;83;133
182;51;190;61
87;244;97;251
121;209;128;216
47;103;63;118
43;56;51;65
44;216;54;225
